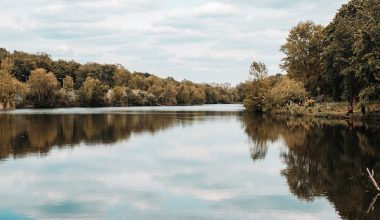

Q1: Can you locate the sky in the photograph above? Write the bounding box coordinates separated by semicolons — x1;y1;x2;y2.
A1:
0;0;348;85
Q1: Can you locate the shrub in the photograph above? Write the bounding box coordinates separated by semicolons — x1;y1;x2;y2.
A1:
269;76;308;107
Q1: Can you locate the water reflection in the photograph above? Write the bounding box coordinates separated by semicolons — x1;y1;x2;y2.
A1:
0;112;238;160
242;114;380;219
1;108;379;219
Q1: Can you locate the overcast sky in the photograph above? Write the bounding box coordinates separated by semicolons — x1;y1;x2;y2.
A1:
0;0;348;85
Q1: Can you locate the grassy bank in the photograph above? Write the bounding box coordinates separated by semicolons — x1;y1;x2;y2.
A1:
271;102;380;120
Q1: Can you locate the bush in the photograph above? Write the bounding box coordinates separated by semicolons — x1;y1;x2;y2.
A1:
288;103;307;116
306;99;315;107
269;76;308;107
359;85;380;103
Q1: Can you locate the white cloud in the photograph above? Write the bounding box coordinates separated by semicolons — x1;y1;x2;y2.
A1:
0;0;348;85
194;2;238;17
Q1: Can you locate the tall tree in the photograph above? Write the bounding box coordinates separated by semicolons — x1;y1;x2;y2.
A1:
63;76;74;93
280;21;324;96
52;60;80;83
249;61;268;80
77;63;117;89
321;0;380;101
0;58;26;109
0;48;10;65
351;0;380;101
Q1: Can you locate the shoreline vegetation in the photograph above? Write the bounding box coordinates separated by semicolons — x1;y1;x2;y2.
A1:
1;0;378;121
272;102;380;120
240;0;379;119
0;50;239;110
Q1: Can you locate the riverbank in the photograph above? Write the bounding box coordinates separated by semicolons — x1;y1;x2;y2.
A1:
271;102;380;120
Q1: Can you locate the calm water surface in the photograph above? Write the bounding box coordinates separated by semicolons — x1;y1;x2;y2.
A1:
0;104;379;220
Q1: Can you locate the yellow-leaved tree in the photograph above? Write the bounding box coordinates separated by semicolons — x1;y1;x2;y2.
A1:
27;68;59;107
0;58;27;110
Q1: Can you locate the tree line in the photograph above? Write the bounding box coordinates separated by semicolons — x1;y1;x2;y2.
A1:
241;0;379;112
0;49;239;109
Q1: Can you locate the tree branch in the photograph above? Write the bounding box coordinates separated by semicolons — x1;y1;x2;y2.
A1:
367;168;380;191
367;193;380;213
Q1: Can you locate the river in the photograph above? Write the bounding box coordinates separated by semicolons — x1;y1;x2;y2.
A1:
0;104;379;219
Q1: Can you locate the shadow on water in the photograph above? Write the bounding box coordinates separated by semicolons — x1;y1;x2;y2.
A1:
2;109;380;219
0;112;240;160
241;114;380;219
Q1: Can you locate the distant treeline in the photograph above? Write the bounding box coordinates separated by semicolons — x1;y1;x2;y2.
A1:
0;49;239;109
240;0;379;112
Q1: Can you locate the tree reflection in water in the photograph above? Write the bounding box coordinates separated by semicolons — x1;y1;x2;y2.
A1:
241;114;380;219
2;111;380;219
0;112;237;160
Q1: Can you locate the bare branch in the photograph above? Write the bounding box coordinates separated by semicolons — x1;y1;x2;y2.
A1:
367;193;380;213
367;168;380;191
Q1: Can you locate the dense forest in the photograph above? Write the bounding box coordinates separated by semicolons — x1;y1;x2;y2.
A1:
241;0;379;114
0;49;238;109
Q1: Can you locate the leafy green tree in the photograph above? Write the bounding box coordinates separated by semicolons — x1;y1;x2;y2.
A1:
192;86;206;105
321;2;358;100
56;75;77;107
280;21;324;96
243;71;283;112
147;76;165;99
243;78;271;112
9;51;53;82
159;83;177;106
351;0;380;102
175;81;206;105
176;84;191;105
10;51;37;82
320;0;380;100
113;66;131;87
0;48;10;65
249;61;268;80
52;60;80;82
27;68;59;107
63;76;74;92
130;74;149;90
108;86;126;106
205;85;220;104
81;77;109;106
236;82;250;102
77;63;117;89
0;58;27;109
